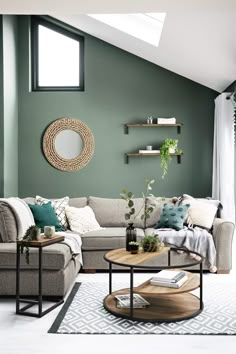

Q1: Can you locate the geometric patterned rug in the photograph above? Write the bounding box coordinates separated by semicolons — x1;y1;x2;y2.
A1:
48;279;236;335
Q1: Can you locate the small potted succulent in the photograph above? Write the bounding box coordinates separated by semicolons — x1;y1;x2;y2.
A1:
141;234;162;252
129;241;140;254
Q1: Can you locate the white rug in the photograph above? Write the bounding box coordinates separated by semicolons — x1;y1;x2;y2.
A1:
49;276;236;335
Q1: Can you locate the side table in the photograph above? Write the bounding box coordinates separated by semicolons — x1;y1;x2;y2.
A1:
16;235;65;317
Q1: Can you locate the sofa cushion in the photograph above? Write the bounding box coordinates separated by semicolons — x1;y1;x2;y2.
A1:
145;197;174;228
0;202;17;242
81;227;145;250
181;195;217;230
65;205;103;234
29;202;63;232
0;242;73;270
36;195;69;230
88;197;145;228
155;203;190;231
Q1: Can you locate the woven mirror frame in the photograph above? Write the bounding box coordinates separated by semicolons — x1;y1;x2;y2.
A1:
43;118;94;171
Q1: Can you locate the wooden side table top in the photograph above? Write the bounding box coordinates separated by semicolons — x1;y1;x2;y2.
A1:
17;235;65;247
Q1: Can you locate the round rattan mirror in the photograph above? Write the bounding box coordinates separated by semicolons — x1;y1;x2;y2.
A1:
43;118;94;171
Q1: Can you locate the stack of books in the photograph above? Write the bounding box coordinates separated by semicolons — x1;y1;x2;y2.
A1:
139;150;160;154
115;294;150;308
157;117;176;124
150;270;188;288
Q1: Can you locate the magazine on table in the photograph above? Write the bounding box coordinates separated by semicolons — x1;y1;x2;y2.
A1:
150;275;188;288
115;294;150;308
151;270;186;283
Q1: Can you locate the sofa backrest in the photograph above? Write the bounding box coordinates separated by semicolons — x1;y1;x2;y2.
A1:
68;197;87;208
88;196;145;228
0;202;18;242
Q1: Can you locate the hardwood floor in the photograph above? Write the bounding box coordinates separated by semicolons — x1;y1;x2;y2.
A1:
0;272;236;354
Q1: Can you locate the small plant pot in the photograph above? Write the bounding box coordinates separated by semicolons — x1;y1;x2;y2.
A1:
142;243;158;252
129;245;139;254
169;147;176;153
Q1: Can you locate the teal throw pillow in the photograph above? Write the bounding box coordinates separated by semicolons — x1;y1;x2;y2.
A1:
29;202;63;232
154;203;190;231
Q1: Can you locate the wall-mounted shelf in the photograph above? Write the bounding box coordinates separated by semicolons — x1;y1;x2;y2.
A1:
125;152;183;164
124;123;183;135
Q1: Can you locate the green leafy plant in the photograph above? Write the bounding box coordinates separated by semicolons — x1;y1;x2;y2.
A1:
120;179;156;225
20;225;41;264
160;138;179;179
141;234;162;252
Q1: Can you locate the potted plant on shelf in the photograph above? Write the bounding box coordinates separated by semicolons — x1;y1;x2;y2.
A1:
20;225;41;264
129;241;140;254
160;138;182;178
141;234;163;252
120;179;156;251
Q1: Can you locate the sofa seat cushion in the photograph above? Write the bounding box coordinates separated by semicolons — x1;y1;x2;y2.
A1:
88;197;145;228
81;227;145;250
0;242;74;270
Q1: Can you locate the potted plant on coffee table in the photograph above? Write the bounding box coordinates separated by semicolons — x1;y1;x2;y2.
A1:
120;179;156;251
129;241;140;254
141;234;163;252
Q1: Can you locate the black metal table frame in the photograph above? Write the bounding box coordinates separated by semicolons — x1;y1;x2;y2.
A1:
16;243;64;318
105;247;203;322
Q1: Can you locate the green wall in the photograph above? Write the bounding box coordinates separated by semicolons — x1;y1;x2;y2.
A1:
18;16;218;199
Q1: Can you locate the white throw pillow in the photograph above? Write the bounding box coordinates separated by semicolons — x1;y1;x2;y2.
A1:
181;195;217;230
65;205;103;234
36;195;69;230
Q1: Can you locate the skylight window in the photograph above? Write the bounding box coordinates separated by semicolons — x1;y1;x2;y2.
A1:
31;17;84;91
87;13;166;47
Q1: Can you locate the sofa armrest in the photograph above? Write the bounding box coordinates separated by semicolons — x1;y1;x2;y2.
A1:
212;218;235;272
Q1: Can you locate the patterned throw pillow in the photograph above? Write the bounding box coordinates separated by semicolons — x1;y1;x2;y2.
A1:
155;203;190;231
65;205;103;234
36;195;69;230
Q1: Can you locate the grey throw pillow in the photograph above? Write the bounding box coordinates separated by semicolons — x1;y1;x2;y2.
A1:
0;202;17;242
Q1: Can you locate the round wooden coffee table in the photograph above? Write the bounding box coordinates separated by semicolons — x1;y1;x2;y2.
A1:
103;246;203;322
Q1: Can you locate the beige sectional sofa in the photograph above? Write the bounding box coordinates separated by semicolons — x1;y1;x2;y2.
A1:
80;196;235;273
0;196;234;297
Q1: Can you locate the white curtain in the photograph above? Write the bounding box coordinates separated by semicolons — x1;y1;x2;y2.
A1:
212;92;235;222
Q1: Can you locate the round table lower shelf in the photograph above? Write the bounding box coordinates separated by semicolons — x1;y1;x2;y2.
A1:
104;289;203;322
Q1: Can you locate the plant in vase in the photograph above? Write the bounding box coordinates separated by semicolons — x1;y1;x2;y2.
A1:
129;241;140;254
20;225;41;264
120;179;156;251
141;234;163;252
160;138;182;178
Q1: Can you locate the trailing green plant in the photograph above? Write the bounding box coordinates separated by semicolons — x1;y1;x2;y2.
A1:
20;225;41;264
120;179;156;225
141;234;162;252
160;138;178;179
